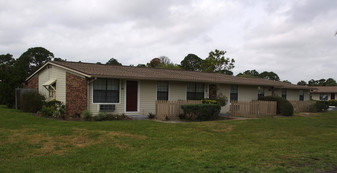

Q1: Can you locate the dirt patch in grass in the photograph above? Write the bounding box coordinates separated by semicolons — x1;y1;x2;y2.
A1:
2;128;147;156
198;123;234;133
212;126;233;132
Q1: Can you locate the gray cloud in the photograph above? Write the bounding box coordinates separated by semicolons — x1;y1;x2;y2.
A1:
0;0;336;83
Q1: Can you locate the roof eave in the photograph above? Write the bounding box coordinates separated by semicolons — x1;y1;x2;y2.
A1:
25;61;92;82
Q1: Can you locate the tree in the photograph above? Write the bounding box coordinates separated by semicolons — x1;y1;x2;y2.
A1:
106;58;122;66
237;70;259;78
16;47;54;76
53;57;66;62
282;80;291;84
318;79;326;86
159;56;171;65
308;79;318;86
180;54;203;71
200;49;235;74
156;63;182;70
147;58;161;68
297;80;307;86
137;64;146;67
0;54;16;105
259;71;280;81
325;78;337;86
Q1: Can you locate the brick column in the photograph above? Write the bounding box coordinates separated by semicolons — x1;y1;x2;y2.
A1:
66;72;87;116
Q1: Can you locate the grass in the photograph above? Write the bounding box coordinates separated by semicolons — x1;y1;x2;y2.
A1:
0;105;337;172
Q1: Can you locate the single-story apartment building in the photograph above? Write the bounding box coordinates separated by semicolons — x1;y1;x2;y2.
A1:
310;86;337;100
24;61;311;116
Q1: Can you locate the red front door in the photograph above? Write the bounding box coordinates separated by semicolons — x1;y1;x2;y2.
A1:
126;81;138;111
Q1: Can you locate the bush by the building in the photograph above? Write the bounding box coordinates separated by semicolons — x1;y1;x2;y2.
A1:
181;104;221;121
259;96;294;116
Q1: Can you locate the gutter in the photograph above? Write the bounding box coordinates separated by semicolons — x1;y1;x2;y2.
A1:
87;77;97;111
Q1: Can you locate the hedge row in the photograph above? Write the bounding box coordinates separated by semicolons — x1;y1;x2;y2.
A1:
180;104;221;121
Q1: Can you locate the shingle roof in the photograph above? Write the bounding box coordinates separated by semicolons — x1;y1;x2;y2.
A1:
311;86;337;93
31;61;311;90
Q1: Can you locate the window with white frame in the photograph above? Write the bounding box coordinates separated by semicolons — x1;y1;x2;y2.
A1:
187;83;204;100
93;78;119;103
258;86;265;100
157;81;168;100
319;93;328;100
282;89;287;99
299;90;304;101
230;85;238;102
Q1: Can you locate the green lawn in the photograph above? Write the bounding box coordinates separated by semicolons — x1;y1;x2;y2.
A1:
0;106;337;172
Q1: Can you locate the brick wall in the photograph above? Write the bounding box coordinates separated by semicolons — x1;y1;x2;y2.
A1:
24;75;38;89
66;72;87;116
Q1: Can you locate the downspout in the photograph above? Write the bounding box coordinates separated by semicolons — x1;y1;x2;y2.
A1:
87;77;97;111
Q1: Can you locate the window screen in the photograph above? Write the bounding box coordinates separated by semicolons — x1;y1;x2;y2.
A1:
157;81;168;100
230;85;238;102
299;90;304;101
187;83;204;100
258;87;264;100
282;89;287;99
93;78;119;103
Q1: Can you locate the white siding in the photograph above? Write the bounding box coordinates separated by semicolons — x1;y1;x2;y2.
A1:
311;93;320;100
51;66;66;103
169;81;186;101
217;84;230;114
287;89;300;101
38;67;50;99
238;85;258;101
139;80;156;115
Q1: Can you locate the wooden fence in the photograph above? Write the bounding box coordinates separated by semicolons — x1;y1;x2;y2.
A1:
289;100;315;112
230;101;277;117
155;100;202;120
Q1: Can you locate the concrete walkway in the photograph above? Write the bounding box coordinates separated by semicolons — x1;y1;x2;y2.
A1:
127;115;148;120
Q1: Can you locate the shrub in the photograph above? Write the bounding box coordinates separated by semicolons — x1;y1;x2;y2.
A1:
202;99;219;105
40;105;55;117
202;94;228;107
46;99;62;107
181;104;221;121
259;96;294;116
309;101;329;112
20;91;45;113
96;112;108;121
148;113;155;119
216;93;227;107
81;110;92;121
329;100;337;106
40;100;66;119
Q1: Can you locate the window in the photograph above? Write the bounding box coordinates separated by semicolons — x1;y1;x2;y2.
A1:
282;89;287;99
157;81;168;100
48;83;56;98
42;79;57;99
299;90;304;101
320;93;328;101
258;87;264;100
230;85;238;102
93;78;119;103
187;83;204;100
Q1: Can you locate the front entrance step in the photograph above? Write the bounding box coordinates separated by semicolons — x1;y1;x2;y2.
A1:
127;115;148;120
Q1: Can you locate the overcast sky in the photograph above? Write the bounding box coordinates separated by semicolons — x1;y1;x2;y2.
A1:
0;0;336;83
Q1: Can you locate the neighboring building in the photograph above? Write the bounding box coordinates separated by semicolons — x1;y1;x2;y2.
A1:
24;61;311;116
310;86;337;100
